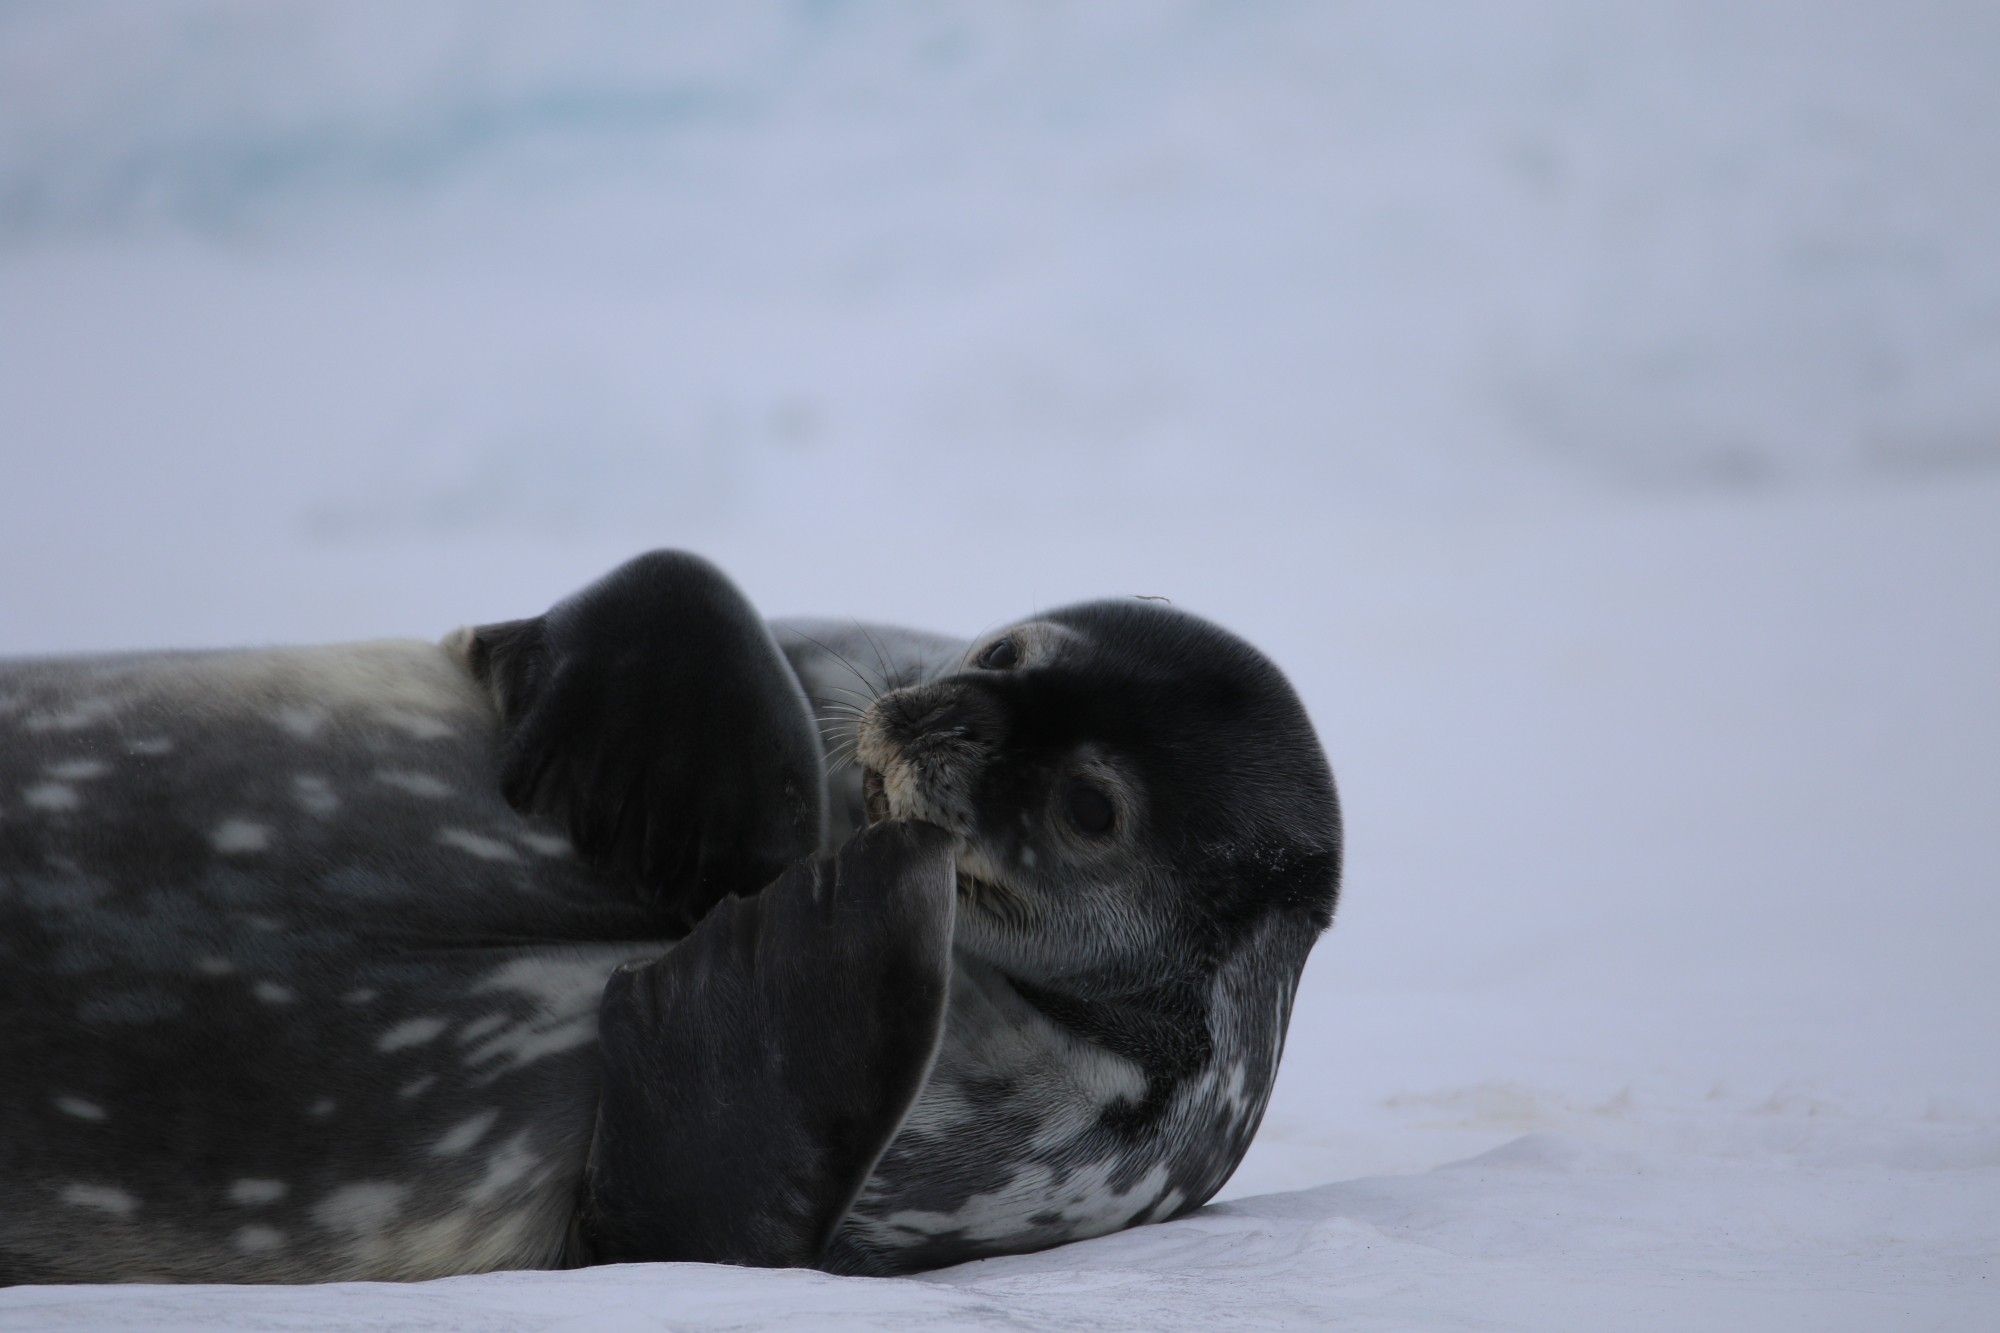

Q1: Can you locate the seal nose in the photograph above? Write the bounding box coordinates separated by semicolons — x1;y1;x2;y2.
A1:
884;685;999;749
907;696;984;744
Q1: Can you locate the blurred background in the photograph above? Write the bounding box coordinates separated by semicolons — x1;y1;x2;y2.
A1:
2;0;1995;1256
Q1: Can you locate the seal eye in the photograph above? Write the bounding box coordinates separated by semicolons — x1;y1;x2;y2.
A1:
976;637;1020;670
1064;779;1116;837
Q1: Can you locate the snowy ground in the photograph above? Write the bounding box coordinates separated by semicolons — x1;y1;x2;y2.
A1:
3;3;1997;1329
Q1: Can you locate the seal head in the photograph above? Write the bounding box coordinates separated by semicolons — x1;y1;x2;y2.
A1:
857;598;1340;988
825;597;1341;1273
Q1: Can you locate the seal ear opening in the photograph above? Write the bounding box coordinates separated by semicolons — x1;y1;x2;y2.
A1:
462;616;550;724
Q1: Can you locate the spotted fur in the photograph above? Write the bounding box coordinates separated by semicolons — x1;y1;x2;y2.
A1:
0;642;663;1283
0;560;1340;1283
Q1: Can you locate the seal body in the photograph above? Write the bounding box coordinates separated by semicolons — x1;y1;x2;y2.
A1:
0;642;665;1282
1;553;1342;1284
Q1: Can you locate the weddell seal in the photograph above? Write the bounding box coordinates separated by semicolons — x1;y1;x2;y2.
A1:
0;551;1341;1284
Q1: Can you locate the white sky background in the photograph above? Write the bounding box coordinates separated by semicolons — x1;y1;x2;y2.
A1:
3;0;1997;649
1;4;1996;1328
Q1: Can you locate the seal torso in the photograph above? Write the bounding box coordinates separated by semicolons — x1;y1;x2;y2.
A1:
0;641;663;1283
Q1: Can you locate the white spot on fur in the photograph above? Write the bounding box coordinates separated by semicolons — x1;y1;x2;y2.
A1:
1217;1061;1250;1116
24;783;80;812
881;1161;1172;1248
276;707;326;739
475;954;628;1011
312;1182;409;1234
457;1014;509;1044
196;956;236;977
127;736;174;756
465;1014;596;1078
254;981;295;1005
292;773;338;817
431;1111;498;1156
26;699;116;732
307;1098;337;1118
233;1225;285;1254
229;1179;289;1205
399;1076;437;1099
46;759;109;781
378;1016;449;1052
458;954;636;1078
61;1184;137;1216
515;831;572;858
344;988;379;1005
375;769;453;799
437;828;521;863
466;1132;541;1203
54;1095;107;1121
386;711;455;741
211;819;271;854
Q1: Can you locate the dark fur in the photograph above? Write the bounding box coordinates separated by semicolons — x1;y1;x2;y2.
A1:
0;551;1341;1283
802;600;1341;1272
465;550;827;933
580;821;955;1268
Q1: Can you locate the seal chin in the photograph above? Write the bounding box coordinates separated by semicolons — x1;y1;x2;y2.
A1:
856;697;1038;942
855;752;1030;939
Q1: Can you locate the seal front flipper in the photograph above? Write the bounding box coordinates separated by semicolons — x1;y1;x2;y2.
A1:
459;550;827;932
580;820;956;1269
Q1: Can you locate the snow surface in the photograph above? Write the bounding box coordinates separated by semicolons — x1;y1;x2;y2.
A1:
2;3;1997;1328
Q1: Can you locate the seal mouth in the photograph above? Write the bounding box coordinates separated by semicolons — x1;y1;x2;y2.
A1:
858;757;1035;931
955;869;1034;930
862;767;891;826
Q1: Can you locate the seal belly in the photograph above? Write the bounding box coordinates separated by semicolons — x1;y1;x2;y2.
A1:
0;641;665;1282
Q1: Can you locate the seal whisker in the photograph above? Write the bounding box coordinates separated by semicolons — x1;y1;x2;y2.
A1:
781;629;887;705
851;622;911;695
806;693;870;712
